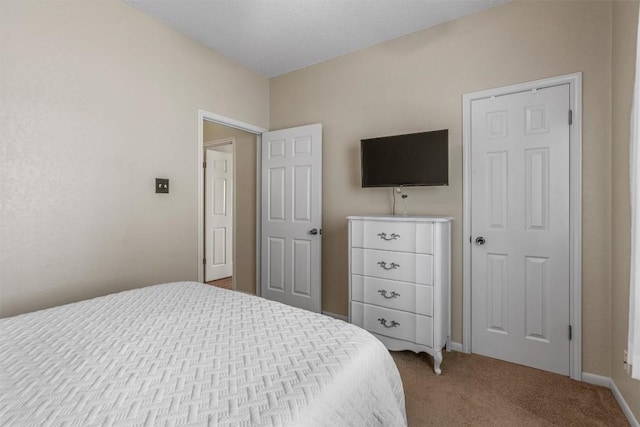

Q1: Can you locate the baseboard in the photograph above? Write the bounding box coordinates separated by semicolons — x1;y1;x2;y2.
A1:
610;378;640;427
582;372;639;427
581;372;611;387
448;341;463;352
322;311;348;322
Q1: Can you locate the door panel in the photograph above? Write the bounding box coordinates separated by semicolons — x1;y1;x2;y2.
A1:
261;124;322;312
293;239;311;296
486;253;508;334
268;168;285;221
471;84;570;375
205;149;233;281
267;237;285;291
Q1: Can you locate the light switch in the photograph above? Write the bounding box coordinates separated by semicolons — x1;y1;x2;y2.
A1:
156;178;169;194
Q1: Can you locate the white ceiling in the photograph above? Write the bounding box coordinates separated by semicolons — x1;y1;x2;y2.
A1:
124;0;508;78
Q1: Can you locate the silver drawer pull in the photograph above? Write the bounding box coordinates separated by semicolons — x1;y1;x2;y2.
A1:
378;290;400;299
377;261;399;270
377;318;400;328
377;232;400;241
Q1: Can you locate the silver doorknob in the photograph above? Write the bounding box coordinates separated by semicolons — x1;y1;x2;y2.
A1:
309;228;319;235
475;236;486;245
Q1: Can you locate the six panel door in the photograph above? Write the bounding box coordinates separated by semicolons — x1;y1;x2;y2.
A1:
470;84;571;375
261;124;322;313
205;149;233;282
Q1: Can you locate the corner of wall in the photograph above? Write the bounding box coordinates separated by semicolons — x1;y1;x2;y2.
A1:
611;0;640;422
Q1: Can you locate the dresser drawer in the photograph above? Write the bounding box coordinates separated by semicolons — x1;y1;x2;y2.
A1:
351;248;433;285
351;302;433;347
350;220;433;254
351;275;433;316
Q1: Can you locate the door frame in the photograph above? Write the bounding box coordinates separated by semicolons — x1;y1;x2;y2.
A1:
461;72;583;380
204;138;234;149
203;138;235;284
197;110;267;294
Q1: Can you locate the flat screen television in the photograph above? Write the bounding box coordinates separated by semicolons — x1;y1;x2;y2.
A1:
361;129;448;187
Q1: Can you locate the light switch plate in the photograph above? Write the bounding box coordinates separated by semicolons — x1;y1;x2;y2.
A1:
156;178;169;194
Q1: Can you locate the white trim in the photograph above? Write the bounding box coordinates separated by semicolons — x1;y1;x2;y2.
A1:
611;378;640;427
197;110;267;285
255;134;262;296
582;373;639;427
461;72;583;380
201;111;266;134
203;137;234;148
448;341;463;352
581;372;611;388
630;4;640;381
322;311;349;322
462;95;471;353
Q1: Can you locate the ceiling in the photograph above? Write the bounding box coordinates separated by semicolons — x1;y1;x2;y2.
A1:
124;0;508;78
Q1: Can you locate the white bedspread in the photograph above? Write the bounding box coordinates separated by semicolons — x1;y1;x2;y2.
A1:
0;282;406;426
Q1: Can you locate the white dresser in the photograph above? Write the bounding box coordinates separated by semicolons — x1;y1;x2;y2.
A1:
348;215;453;374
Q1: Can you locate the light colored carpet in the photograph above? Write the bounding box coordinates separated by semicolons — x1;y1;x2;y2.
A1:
392;350;628;426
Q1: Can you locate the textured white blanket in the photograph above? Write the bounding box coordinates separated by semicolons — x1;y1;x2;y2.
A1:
0;282;406;426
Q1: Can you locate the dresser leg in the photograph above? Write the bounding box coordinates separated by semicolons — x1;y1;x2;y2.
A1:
434;348;443;375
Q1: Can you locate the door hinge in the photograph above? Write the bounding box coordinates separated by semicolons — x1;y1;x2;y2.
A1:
203;161;207;168
568;110;573;125
569;325;572;340
203;257;206;265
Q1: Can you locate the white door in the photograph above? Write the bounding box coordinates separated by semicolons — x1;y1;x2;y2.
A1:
471;84;571;375
261;124;322;312
205;149;233;281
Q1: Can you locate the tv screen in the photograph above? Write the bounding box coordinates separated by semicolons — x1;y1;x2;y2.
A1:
361;129;449;187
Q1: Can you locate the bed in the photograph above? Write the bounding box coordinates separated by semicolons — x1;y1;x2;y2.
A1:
0;282;406;426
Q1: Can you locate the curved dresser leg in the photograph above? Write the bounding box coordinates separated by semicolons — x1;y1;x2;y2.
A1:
434;348;443;375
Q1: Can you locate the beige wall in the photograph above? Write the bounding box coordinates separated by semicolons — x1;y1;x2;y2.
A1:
203;121;257;294
612;0;640;419
3;0;638;416
270;1;613;375
0;0;269;317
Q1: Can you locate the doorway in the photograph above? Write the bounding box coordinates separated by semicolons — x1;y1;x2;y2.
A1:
462;73;582;379
197;111;324;313
199;116;265;293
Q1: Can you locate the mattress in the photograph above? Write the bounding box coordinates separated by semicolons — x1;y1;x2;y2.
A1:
0;282;406;426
